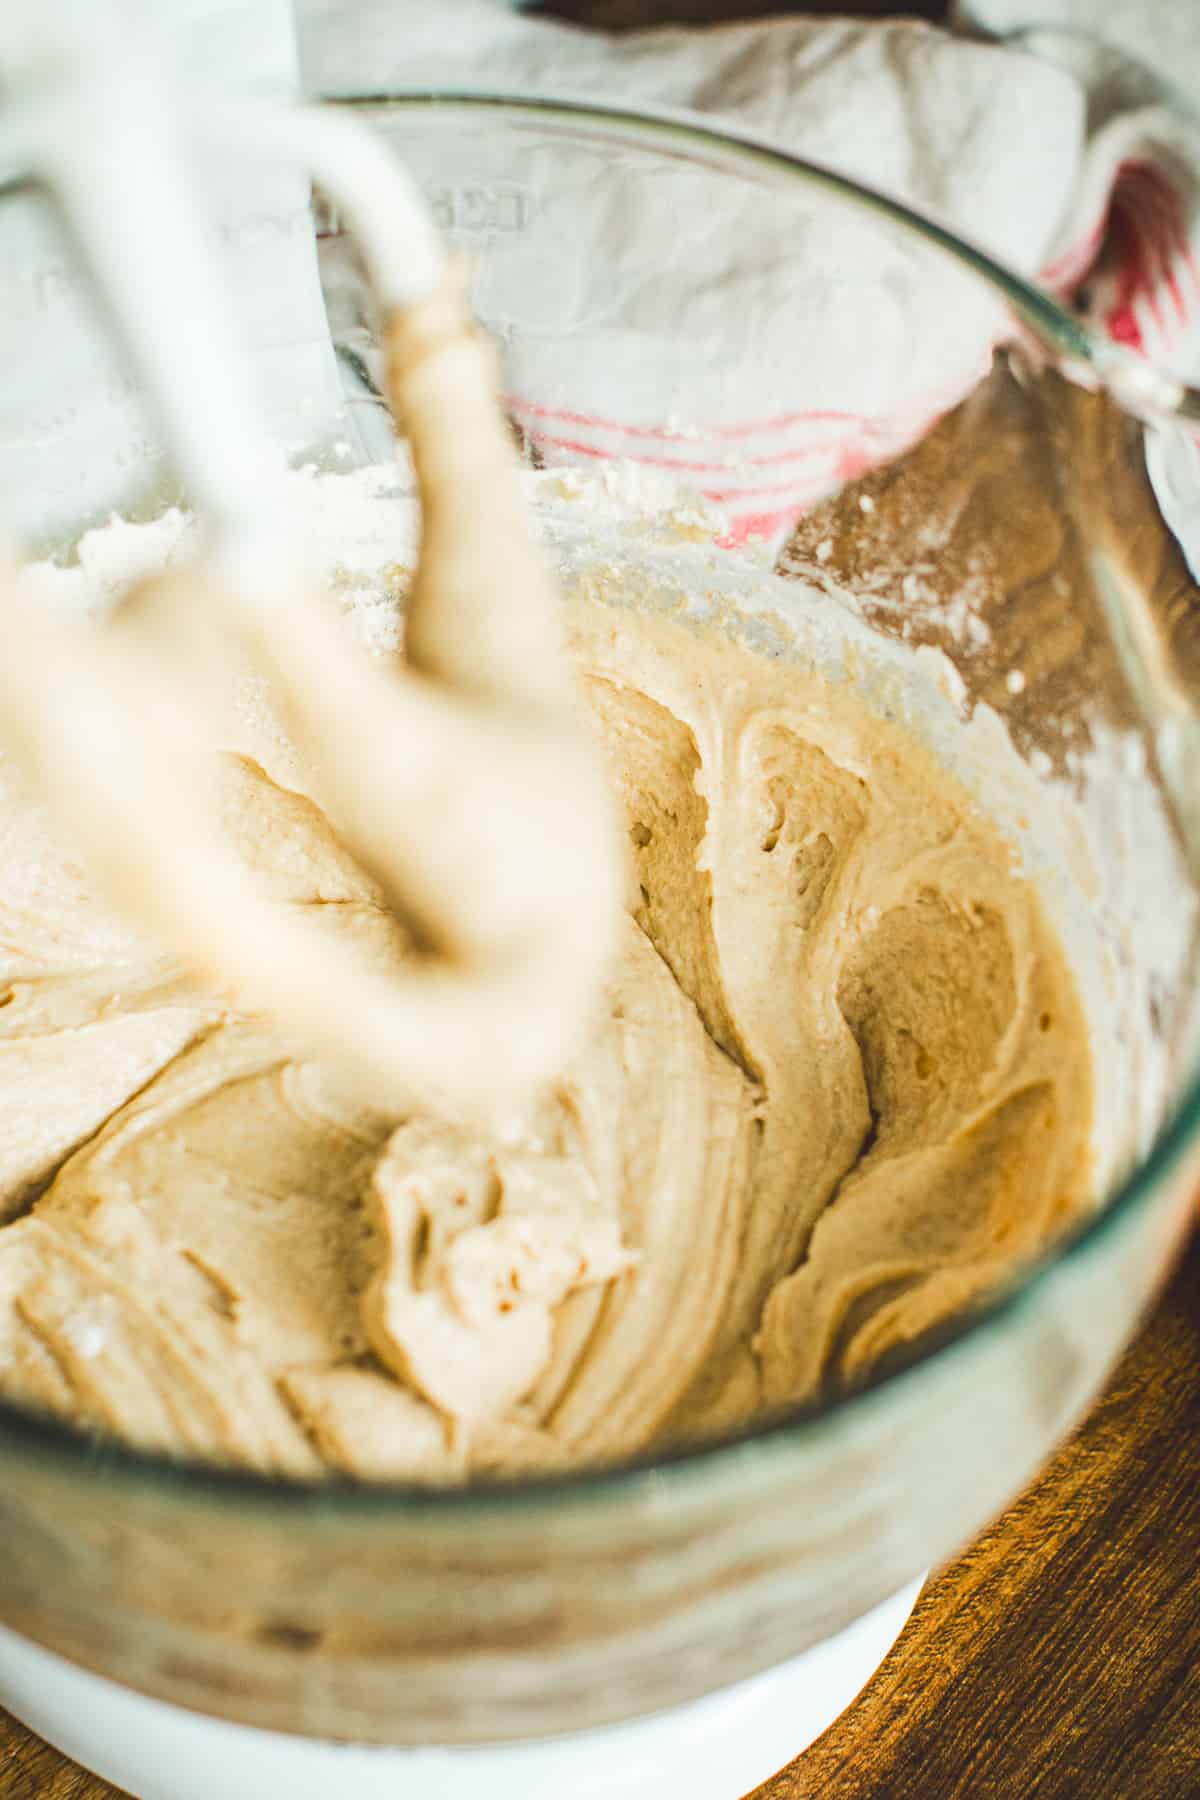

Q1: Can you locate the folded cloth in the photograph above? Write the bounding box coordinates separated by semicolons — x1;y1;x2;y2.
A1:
300;1;1200;567
301;2;1083;545
954;0;1200;575
0;0;346;548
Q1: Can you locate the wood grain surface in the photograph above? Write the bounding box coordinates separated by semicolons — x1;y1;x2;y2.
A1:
536;1;946;26
2;1227;1197;1798
756;1229;1200;1800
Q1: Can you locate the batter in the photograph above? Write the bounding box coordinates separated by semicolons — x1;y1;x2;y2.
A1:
0;598;1093;1480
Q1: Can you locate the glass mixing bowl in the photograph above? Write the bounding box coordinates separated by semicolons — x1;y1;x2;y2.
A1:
0;94;1198;1748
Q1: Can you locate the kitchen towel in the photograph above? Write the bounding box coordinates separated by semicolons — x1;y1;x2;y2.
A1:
301;0;1200;565
954;0;1200;577
0;0;347;549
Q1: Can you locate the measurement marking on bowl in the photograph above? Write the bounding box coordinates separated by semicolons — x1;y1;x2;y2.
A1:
315;185;532;240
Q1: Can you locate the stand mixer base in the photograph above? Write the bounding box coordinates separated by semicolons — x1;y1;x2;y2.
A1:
0;1579;922;1798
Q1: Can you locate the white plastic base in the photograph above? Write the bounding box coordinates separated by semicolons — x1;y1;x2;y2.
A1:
0;1578;922;1800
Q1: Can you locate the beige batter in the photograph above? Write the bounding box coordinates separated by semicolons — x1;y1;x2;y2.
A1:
0;598;1093;1480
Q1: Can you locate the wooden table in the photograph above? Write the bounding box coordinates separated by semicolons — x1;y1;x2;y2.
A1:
3;1228;1198;1798
756;1230;1200;1800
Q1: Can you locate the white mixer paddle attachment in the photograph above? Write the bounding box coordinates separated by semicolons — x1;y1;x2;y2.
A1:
0;8;623;1124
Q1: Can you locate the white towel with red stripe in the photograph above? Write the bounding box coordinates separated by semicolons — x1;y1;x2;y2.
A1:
953;0;1200;574
299;0;1200;567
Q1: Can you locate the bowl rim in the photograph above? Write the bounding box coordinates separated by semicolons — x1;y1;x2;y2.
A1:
0;88;1195;1521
